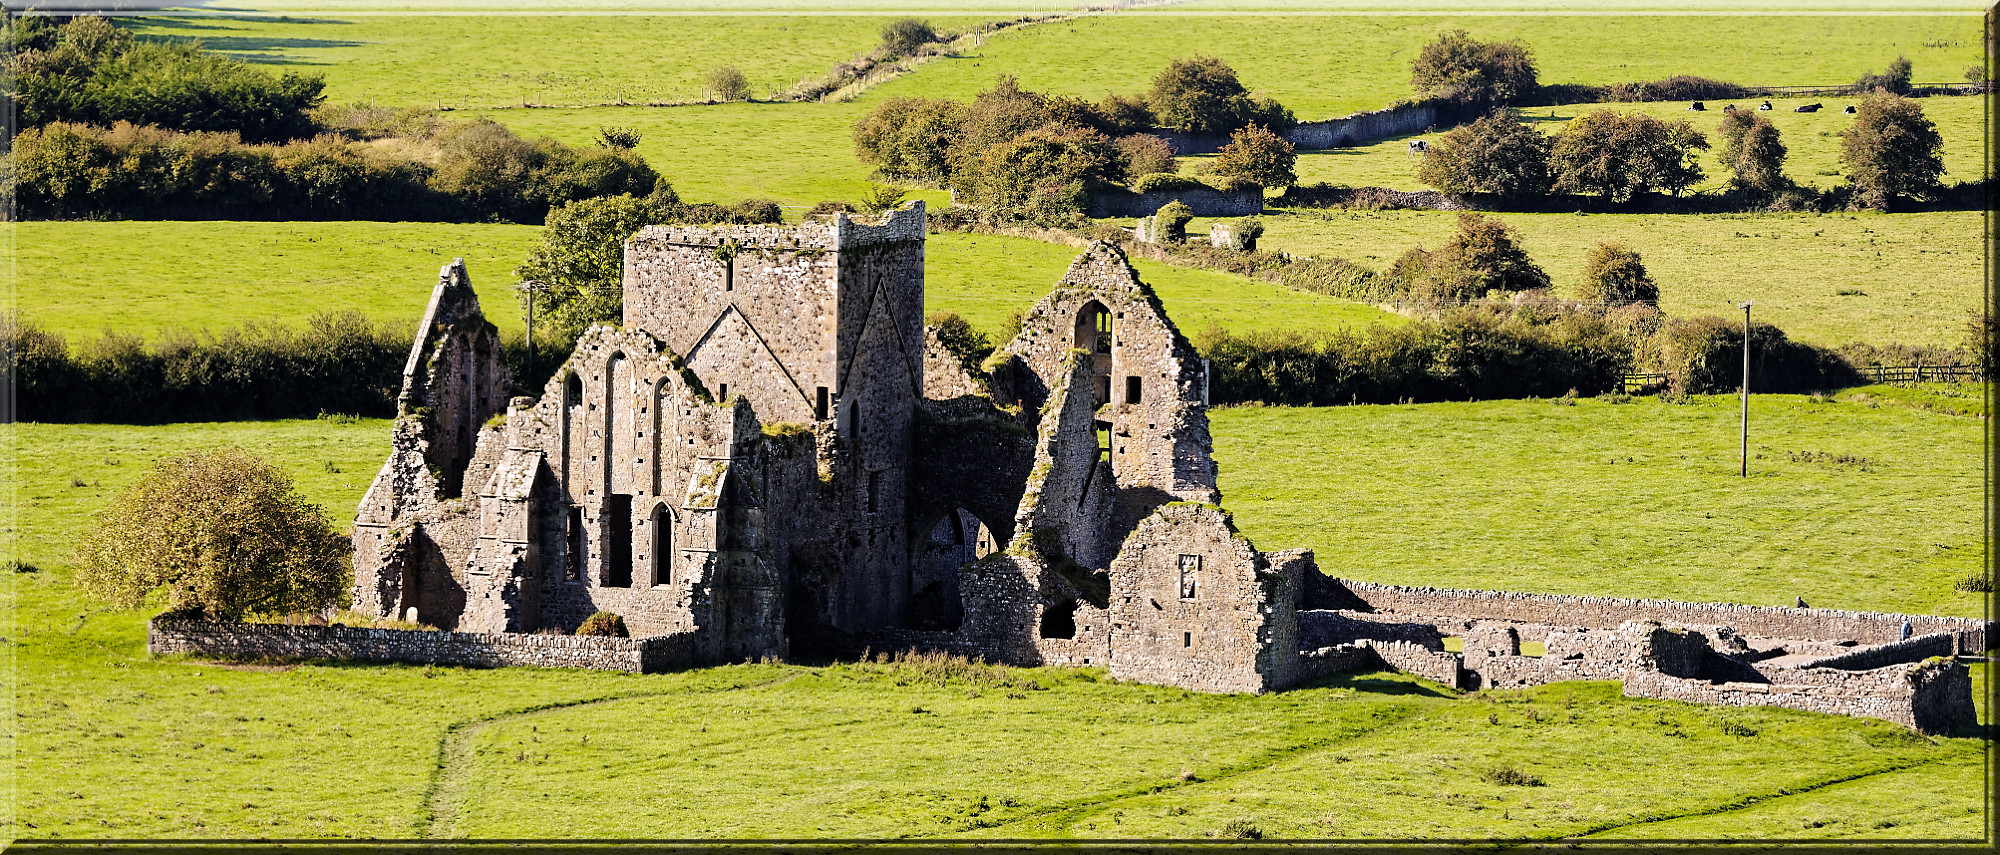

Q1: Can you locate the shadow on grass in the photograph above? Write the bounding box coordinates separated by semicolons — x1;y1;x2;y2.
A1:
153;35;365;52
1296;669;1460;698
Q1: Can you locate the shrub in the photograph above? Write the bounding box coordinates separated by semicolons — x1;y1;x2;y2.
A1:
1114;134;1178;184
927;310;992;370
1215;819;1262;840
707;65;751;102
851;96;969;182
1410;29;1538;106
1954;574;1994;594
514;194;666;343
1856;55;1914;95
1577;242;1659;306
1653;316;1858;394
1415;110;1552;196
949;124;1121;223
576;611;630;637
1603;76;1750;103
597;126;642;149
74;448;349;621
1482;765;1546;786
954;76;1056;161
806;199;856;218
859;182;908;214
1212;123;1296;189
1094;93;1157;136
1146;56;1292;135
1839;93;1944;210
1153;200;1194;243
880;17;938;58
732;198;784;223
1130;172;1202;194
1549;110;1709;201
1398;212;1550;305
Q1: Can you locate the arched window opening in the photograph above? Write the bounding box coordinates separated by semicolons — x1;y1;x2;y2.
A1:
562;373;583;487
1073;301;1113;407
651;504;672;586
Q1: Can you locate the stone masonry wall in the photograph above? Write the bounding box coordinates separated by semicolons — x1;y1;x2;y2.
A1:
1086;186;1264;219
1623;658;1974;735
1328;578;1989;652
1106;503;1300;694
1791;632;1958;671
148;619;696;674
1152;102;1438;154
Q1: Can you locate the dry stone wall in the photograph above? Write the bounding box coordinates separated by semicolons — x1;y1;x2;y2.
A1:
1152;102;1438;154
149;619;695;673
1327;579;1989;652
1086;186;1263;219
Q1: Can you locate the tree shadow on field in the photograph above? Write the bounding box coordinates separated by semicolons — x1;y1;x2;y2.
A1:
1296;670;1459;699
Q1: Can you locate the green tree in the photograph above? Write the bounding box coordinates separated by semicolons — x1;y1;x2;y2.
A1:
1146;56;1293;135
1856;55;1914;95
1397;213;1549;304
1153;199;1194;243
1839;93;1944;210
1409;29;1538;105
515;194;665;342
880;17;938;58
1212;123;1296;188
74;448;349;621
1577;242;1659;306
1415;110;1552;196
1720;112;1787;193
851;95;969;182
949;124;1122;223
1548;109;1708;202
1113;133;1178;184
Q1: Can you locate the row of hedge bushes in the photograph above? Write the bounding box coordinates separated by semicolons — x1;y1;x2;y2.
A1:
7;119;660;223
2;312;574;424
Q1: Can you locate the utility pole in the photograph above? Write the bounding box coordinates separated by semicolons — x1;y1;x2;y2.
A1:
1740;300;1753;478
519;280;547;383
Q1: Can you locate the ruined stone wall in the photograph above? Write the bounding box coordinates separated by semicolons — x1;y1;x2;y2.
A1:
149;619;696;674
1085;186;1264;219
1296;610;1447;650
1106;504;1300;694
922;326;989;400
995;242;1218;548
1327;578;1990;652
1300;640;1466;688
1791;633;1959;671
1151;102;1438;154
1015;355;1116;572
1623;658;1974;735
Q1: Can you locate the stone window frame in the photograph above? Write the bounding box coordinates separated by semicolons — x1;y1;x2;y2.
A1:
1178;554;1201;600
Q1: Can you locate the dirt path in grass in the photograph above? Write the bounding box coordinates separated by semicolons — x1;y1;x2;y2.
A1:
417;671;803;839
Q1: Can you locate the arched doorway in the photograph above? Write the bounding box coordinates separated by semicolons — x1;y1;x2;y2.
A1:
908;508;992;631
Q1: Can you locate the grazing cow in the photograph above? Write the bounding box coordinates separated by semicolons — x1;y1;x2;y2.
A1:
1690;101;1707;111
1794;102;1823;113
1407;139;1428;155
1757;100;1774;111
1843;104;1858;114
1722;103;1739;112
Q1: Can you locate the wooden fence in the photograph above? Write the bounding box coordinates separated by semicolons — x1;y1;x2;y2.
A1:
1621;364;1984;393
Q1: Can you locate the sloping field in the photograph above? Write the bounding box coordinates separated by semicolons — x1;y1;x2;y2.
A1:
1211;392;1987;618
1228;209;1983;348
4;223;1395;344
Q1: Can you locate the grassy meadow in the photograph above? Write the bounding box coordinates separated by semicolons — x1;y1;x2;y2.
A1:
1279;94;1989;194
1211;389;1988;618
5;223;1395;345
1211;209;1984;349
3;414;1987;839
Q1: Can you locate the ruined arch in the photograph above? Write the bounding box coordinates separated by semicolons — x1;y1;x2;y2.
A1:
907;508;993;630
561;372;583;490
1039;599;1078;640
1073;300;1113;406
649;501;676;586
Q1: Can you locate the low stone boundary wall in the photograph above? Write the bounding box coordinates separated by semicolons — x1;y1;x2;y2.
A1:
1299;610;1444;651
1299;639;1466;689
1624;658;1973;735
1155;102;1439;154
1086;186;1263;219
148;619;695;673
1327;579;1989;653
1790;632;1958;671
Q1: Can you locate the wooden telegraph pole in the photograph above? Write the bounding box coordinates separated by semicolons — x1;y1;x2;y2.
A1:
1740;300;1752;478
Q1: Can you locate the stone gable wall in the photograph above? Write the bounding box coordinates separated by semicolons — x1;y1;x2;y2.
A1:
1106;503;1298;693
148;619;696;674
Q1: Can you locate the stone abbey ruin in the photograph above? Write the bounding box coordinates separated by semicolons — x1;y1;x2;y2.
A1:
296;202;1983;733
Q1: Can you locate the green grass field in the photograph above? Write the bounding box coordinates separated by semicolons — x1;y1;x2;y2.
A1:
1221;209;1983;348
5;223;1396;345
1277;95;1988;194
3;412;1987;839
1211;390;1987;619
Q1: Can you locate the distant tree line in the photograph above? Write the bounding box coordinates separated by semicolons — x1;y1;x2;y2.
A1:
2;15;677;223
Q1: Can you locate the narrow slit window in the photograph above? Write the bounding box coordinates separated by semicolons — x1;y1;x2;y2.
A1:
604;494;632;587
651;505;671;585
815;386;829;420
1183;631;1192;648
1125;376;1141;404
1178;554;1201;600
718;383;728;400
565;505;584;581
